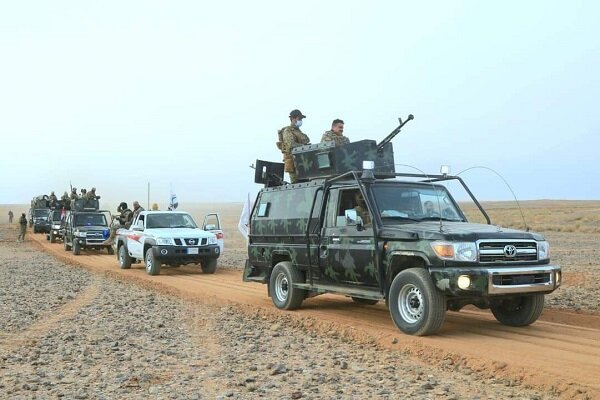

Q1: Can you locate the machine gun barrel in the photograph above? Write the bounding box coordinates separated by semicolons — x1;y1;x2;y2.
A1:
377;114;414;151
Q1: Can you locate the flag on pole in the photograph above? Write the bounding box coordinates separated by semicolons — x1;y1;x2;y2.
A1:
169;192;178;210
238;193;253;239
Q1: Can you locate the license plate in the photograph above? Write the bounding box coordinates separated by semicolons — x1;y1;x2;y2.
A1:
187;248;199;255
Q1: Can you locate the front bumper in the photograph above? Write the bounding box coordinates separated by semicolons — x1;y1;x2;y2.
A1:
153;244;220;263
430;264;561;296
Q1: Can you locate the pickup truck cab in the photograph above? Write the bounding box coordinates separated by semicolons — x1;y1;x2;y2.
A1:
116;211;222;275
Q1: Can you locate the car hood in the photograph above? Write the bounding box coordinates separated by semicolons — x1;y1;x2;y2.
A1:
144;228;215;238
379;221;544;242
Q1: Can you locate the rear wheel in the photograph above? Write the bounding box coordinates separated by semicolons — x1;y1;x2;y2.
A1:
490;294;544;327
64;237;71;251
269;262;305;310
200;259;218;274
388;268;446;336
72;241;81;255
118;245;132;269
145;249;161;275
351;297;379;305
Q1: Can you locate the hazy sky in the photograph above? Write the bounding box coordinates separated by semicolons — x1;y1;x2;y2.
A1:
1;1;598;206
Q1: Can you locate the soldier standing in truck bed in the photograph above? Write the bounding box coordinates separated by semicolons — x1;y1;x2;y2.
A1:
321;119;349;146
85;187;98;200
277;109;310;184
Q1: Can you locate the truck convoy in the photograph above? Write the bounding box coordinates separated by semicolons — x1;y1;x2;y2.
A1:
244;116;561;336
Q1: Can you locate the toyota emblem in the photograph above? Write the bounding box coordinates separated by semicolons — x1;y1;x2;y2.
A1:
503;245;517;257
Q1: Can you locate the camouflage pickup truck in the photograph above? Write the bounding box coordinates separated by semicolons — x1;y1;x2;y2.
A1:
244;141;561;336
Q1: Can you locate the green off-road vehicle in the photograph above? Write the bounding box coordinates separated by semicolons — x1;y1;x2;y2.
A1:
244;118;561;336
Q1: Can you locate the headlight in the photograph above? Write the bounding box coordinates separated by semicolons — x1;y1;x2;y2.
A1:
538;241;550;260
208;236;217;245
431;241;477;262
156;238;174;246
75;230;87;237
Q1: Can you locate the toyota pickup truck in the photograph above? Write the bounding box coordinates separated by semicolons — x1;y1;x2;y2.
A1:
115;210;223;275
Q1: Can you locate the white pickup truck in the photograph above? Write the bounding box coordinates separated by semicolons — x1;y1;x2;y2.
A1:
115;210;223;275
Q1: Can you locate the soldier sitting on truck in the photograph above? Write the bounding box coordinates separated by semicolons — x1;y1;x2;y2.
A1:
85;187;98;200
102;202;133;246
321;119;350;146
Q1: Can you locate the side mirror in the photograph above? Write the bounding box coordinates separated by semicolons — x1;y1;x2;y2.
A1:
345;209;358;225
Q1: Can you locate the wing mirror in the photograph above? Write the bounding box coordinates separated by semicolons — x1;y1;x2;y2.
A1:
344;209;364;231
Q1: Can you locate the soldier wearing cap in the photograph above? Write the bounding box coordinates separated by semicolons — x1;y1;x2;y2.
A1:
277;109;310;184
321;119;349;146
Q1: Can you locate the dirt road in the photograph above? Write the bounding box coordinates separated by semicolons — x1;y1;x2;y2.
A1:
30;233;600;399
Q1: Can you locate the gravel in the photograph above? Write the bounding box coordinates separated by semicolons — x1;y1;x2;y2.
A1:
0;226;558;399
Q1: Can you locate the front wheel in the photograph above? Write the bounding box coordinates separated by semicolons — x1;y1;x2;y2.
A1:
118;245;132;269
72;241;81;255
49;232;56;243
490;294;544;327
63;238;71;251
269;262;305;310
388;268;446;336
145;249;161;275
200;258;218;274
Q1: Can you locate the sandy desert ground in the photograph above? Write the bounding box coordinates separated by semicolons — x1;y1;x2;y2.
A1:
0;201;599;399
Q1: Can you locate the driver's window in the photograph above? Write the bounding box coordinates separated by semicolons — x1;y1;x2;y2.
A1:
336;189;370;227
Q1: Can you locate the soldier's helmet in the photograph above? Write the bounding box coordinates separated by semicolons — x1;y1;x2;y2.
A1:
63;191;68;196
91;187;96;192
51;191;55;195
118;202;128;212
72;187;77;192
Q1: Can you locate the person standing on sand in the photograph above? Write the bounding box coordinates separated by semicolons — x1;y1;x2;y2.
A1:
8;210;14;224
18;213;27;242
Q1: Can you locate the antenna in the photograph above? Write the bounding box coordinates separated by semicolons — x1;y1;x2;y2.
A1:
456;166;529;231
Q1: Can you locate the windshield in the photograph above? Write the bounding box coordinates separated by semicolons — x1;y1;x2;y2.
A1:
51;211;63;222
146;213;198;229
33;209;48;217
73;213;107;227
373;184;464;224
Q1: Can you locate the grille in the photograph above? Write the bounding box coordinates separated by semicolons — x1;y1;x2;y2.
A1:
173;238;208;246
86;231;105;244
492;273;550;286
479;241;538;263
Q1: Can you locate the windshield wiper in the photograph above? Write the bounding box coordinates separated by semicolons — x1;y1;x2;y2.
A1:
381;216;420;222
419;216;462;222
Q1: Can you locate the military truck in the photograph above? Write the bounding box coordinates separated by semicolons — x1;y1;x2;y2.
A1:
62;199;113;255
30;195;51;233
46;209;66;243
244;117;561;336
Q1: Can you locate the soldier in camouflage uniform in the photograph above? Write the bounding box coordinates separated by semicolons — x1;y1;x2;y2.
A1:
132;201;145;219
276;109;310;184
17;213;27;242
85;187;98;200
321;119;349;146
49;191;58;205
353;191;371;226
102;202;133;245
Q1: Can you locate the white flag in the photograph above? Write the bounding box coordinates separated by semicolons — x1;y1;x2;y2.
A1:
169;192;178;210
238;193;253;239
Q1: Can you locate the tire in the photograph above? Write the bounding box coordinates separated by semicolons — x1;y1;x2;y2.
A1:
388;268;446;336
200;258;218;274
64;238;71;251
145;248;161;276
49;232;56;243
269;262;305;310
33;227;38;234
351;297;379;305
118;245;132;269
490;294;545;327
46;234;50;241
107;246;115;255
72;241;81;255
